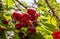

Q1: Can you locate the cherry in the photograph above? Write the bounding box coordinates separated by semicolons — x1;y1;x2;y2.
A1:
52;31;60;39
0;28;5;32
35;13;39;18
21;13;30;22
2;19;8;24
28;27;36;34
30;16;36;21
11;12;23;21
26;20;32;26
20;21;28;27
15;23;22;30
27;9;36;16
30;13;38;21
18;31;24;38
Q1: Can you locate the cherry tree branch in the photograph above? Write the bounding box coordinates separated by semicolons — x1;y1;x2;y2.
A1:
13;0;21;11
45;0;60;21
16;0;27;9
15;3;21;11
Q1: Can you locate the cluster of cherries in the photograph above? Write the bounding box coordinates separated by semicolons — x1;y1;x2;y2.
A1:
52;31;60;39
1;8;59;39
11;8;39;39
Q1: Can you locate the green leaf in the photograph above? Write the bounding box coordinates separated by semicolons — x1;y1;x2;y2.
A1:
4;12;11;20
4;0;14;7
14;33;20;39
42;23;57;31
35;32;44;39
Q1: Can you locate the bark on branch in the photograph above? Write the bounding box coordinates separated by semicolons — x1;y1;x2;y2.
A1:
45;0;60;21
16;0;27;9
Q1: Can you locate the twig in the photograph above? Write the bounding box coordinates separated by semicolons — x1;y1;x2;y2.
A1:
13;0;21;11
15;3;21;11
16;0;27;9
45;0;60;21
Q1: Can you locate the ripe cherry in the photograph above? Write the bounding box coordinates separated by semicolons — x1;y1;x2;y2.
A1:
0;28;5;32
11;12;23;21
30;13;38;21
52;31;60;39
21;13;30;22
27;9;36;16
26;20;32;26
15;23;22;30
2;19;8;24
35;13;39;18
18;31;24;38
20;21;28;27
28;27;36;34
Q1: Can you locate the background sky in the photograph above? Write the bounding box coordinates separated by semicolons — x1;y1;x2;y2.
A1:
57;0;60;2
19;0;34;6
19;0;60;3
19;0;34;3
19;0;60;6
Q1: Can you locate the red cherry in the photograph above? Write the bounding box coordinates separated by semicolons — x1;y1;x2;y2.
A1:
23;13;30;18
57;34;60;39
30;13;38;21
30;16;36;21
52;31;60;39
15;23;22;30
11;12;23;21
2;19;8;24
28;27;36;34
21;13;30;22
35;13;39;18
26;20;32;26
20;22;28;27
18;31;24;38
27;9;36;16
1;28;5;32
